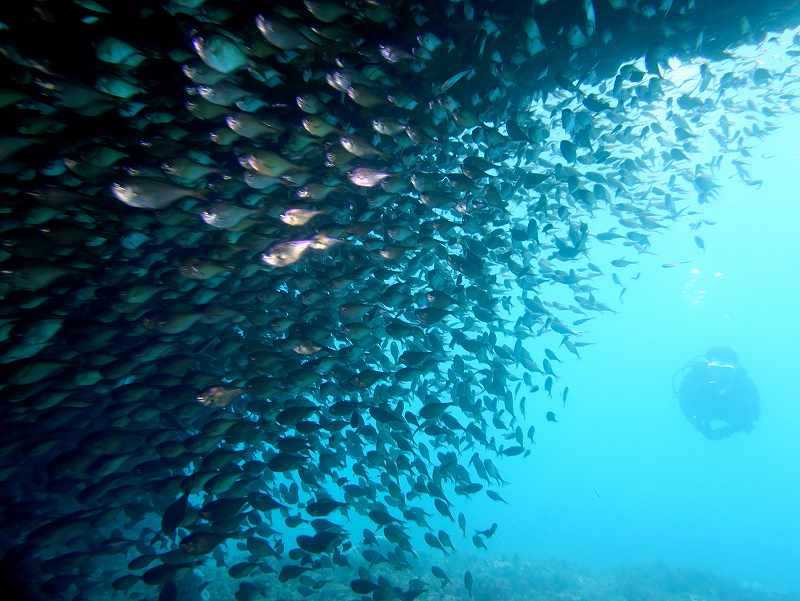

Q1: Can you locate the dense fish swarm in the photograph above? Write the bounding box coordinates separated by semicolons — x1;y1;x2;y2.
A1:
0;1;799;600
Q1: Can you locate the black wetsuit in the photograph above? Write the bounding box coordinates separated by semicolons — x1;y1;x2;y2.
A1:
679;362;760;439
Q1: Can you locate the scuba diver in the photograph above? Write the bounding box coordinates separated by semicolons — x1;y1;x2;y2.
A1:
675;346;760;440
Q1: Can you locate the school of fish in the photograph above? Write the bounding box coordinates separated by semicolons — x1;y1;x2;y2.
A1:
1;0;799;600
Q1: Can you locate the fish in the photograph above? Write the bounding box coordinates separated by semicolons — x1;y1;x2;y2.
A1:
280;208;326;226
260;239;315;267
111;177;205;209
196;386;243;408
348;167;392;187
201;203;260;229
431;565;450;586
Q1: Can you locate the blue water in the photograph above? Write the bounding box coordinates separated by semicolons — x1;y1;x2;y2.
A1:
459;113;800;593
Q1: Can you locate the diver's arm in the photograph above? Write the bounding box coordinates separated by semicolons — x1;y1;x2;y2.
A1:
696;422;715;439
694;419;714;438
701;424;738;440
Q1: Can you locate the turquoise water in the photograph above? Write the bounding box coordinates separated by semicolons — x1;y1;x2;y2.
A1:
460;113;800;594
